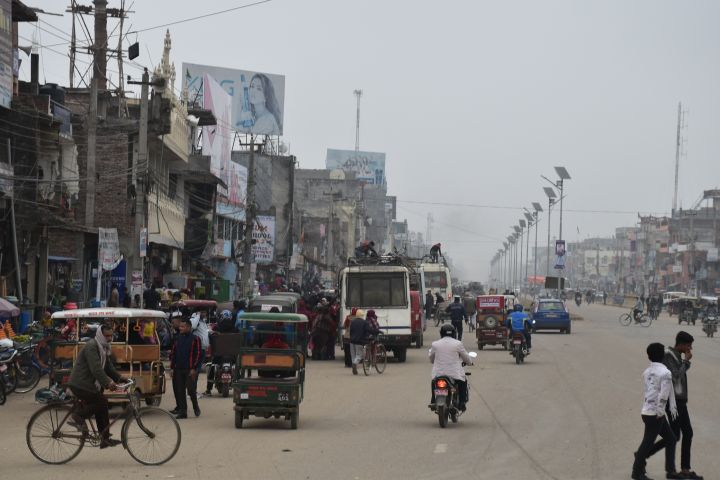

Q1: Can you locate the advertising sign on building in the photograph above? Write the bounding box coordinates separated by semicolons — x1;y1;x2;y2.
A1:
252;215;275;264
326;149;386;185
0;0;12;109
184;63;285;135
98;228;122;271
707;248;718;263
139;228;148;257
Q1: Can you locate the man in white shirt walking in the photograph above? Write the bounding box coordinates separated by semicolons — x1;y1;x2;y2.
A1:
632;342;680;480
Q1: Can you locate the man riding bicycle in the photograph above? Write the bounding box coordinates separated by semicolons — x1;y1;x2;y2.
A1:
634;297;644;322
67;323;126;448
349;309;380;375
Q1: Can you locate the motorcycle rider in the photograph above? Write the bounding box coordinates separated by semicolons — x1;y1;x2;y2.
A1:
575;291;582;307
505;303;532;354
429;324;473;411
205;310;235;396
445;295;468;341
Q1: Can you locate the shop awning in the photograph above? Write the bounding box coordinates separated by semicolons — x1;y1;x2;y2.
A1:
0;298;20;318
48;256;77;262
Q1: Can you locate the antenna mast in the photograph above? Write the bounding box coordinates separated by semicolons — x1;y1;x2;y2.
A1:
672;102;687;213
353;89;362;152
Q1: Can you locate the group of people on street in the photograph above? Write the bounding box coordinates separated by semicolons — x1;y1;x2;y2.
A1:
632;331;702;480
344;308;381;374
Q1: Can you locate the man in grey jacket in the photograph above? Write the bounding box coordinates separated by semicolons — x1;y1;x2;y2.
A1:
649;331;703;480
68;324;124;448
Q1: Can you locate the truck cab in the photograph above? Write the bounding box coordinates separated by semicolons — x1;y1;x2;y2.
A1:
339;257;412;362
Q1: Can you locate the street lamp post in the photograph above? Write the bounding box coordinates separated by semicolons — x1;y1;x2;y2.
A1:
531;202;544;292
543;187;557;277
523;211;534;292
554;167;571;244
513;227;522;291
518;221;526;291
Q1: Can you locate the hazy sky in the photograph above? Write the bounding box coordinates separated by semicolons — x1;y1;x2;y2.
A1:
21;0;720;281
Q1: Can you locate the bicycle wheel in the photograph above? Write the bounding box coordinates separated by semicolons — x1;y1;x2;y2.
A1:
15;364;41;393
26;404;85;464
374;344;387;374
2;366;17;393
122;407;181;466
362;346;371;376
618;313;632;326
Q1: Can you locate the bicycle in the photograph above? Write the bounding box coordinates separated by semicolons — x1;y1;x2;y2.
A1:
362;337;387;375
618;311;652;327
26;379;181;465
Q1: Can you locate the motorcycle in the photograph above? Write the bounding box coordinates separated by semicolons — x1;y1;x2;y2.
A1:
702;312;718;338
511;332;528;364
0;340;42;394
575;296;582;307
216;361;233;398
430;351;477;428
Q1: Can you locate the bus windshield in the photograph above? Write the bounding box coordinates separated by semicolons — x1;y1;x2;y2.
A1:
346;272;408;308
425;271;448;289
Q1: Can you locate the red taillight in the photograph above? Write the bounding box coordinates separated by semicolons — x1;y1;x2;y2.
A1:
436;379;447;388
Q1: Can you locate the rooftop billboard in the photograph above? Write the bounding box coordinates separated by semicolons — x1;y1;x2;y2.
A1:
325;149;385;185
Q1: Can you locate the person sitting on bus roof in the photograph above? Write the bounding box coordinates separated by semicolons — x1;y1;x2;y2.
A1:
354;240;377;258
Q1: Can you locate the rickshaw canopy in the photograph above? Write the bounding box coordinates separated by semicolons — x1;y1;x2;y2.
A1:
51;308;168;320
170;300;218;309
238;312;308;324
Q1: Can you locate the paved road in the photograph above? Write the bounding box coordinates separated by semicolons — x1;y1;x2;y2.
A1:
2;304;718;479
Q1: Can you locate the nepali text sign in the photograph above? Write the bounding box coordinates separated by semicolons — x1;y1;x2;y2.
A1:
184;63;285;136
99;228;122;271
252;215;275;264
326;149;386;185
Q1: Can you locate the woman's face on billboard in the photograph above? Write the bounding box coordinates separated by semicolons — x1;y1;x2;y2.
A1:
249;77;265;105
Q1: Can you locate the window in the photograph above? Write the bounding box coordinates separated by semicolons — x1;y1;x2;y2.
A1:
168;174;178;199
538;301;565;312
425;271;448;289
346;272;407;308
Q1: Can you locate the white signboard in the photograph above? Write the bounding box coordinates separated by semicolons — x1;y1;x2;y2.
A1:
252;215;275;264
708;248;718;263
672;265;683;273
184;63;285;135
326;149;386;185
98;228;122;271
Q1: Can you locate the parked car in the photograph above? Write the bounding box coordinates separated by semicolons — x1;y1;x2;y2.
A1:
531;299;571;334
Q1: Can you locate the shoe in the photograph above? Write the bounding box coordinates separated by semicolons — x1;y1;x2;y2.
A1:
631;474;654;480
666;473;684;479
683;473;703;480
193;405;201;417
99;438;122;449
352;364;358;375
175;413;188;419
204;390;212;396
169;407;180;415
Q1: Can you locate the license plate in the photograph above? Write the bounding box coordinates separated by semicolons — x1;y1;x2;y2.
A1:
221;373;231;382
513;340;522;344
544;314;557;318
434;389;448;396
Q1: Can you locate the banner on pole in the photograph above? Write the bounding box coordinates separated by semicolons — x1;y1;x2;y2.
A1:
99;228;122;271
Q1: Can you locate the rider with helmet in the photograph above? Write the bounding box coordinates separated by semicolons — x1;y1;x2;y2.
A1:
429;324;473;411
204;309;235;395
505;303;533;354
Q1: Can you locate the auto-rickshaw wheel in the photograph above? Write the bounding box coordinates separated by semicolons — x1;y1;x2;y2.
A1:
235;410;244;429
290;411;299;430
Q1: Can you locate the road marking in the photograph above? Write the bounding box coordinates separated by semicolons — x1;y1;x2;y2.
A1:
434;443;447;454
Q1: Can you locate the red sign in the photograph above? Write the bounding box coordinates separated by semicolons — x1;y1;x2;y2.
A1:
476;295;504;309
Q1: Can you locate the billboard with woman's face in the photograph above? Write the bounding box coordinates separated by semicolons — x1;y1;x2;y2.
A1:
183;63;285;136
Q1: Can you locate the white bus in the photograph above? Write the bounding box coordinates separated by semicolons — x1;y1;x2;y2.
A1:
339;262;411;362
421;262;453;302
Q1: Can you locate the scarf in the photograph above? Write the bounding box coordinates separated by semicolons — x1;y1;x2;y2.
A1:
95;327;111;389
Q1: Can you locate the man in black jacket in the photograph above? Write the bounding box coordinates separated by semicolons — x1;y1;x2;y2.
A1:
648;331;703;480
349;309;380;375
170;318;204;419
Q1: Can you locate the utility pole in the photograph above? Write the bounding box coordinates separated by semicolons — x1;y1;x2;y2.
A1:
85;76;97;227
242;135;257;298
127;68;155;307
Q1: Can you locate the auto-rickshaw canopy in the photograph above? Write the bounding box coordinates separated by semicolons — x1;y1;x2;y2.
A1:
51;308;168;320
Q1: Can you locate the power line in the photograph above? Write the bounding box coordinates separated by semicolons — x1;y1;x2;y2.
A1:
126;0;272;35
